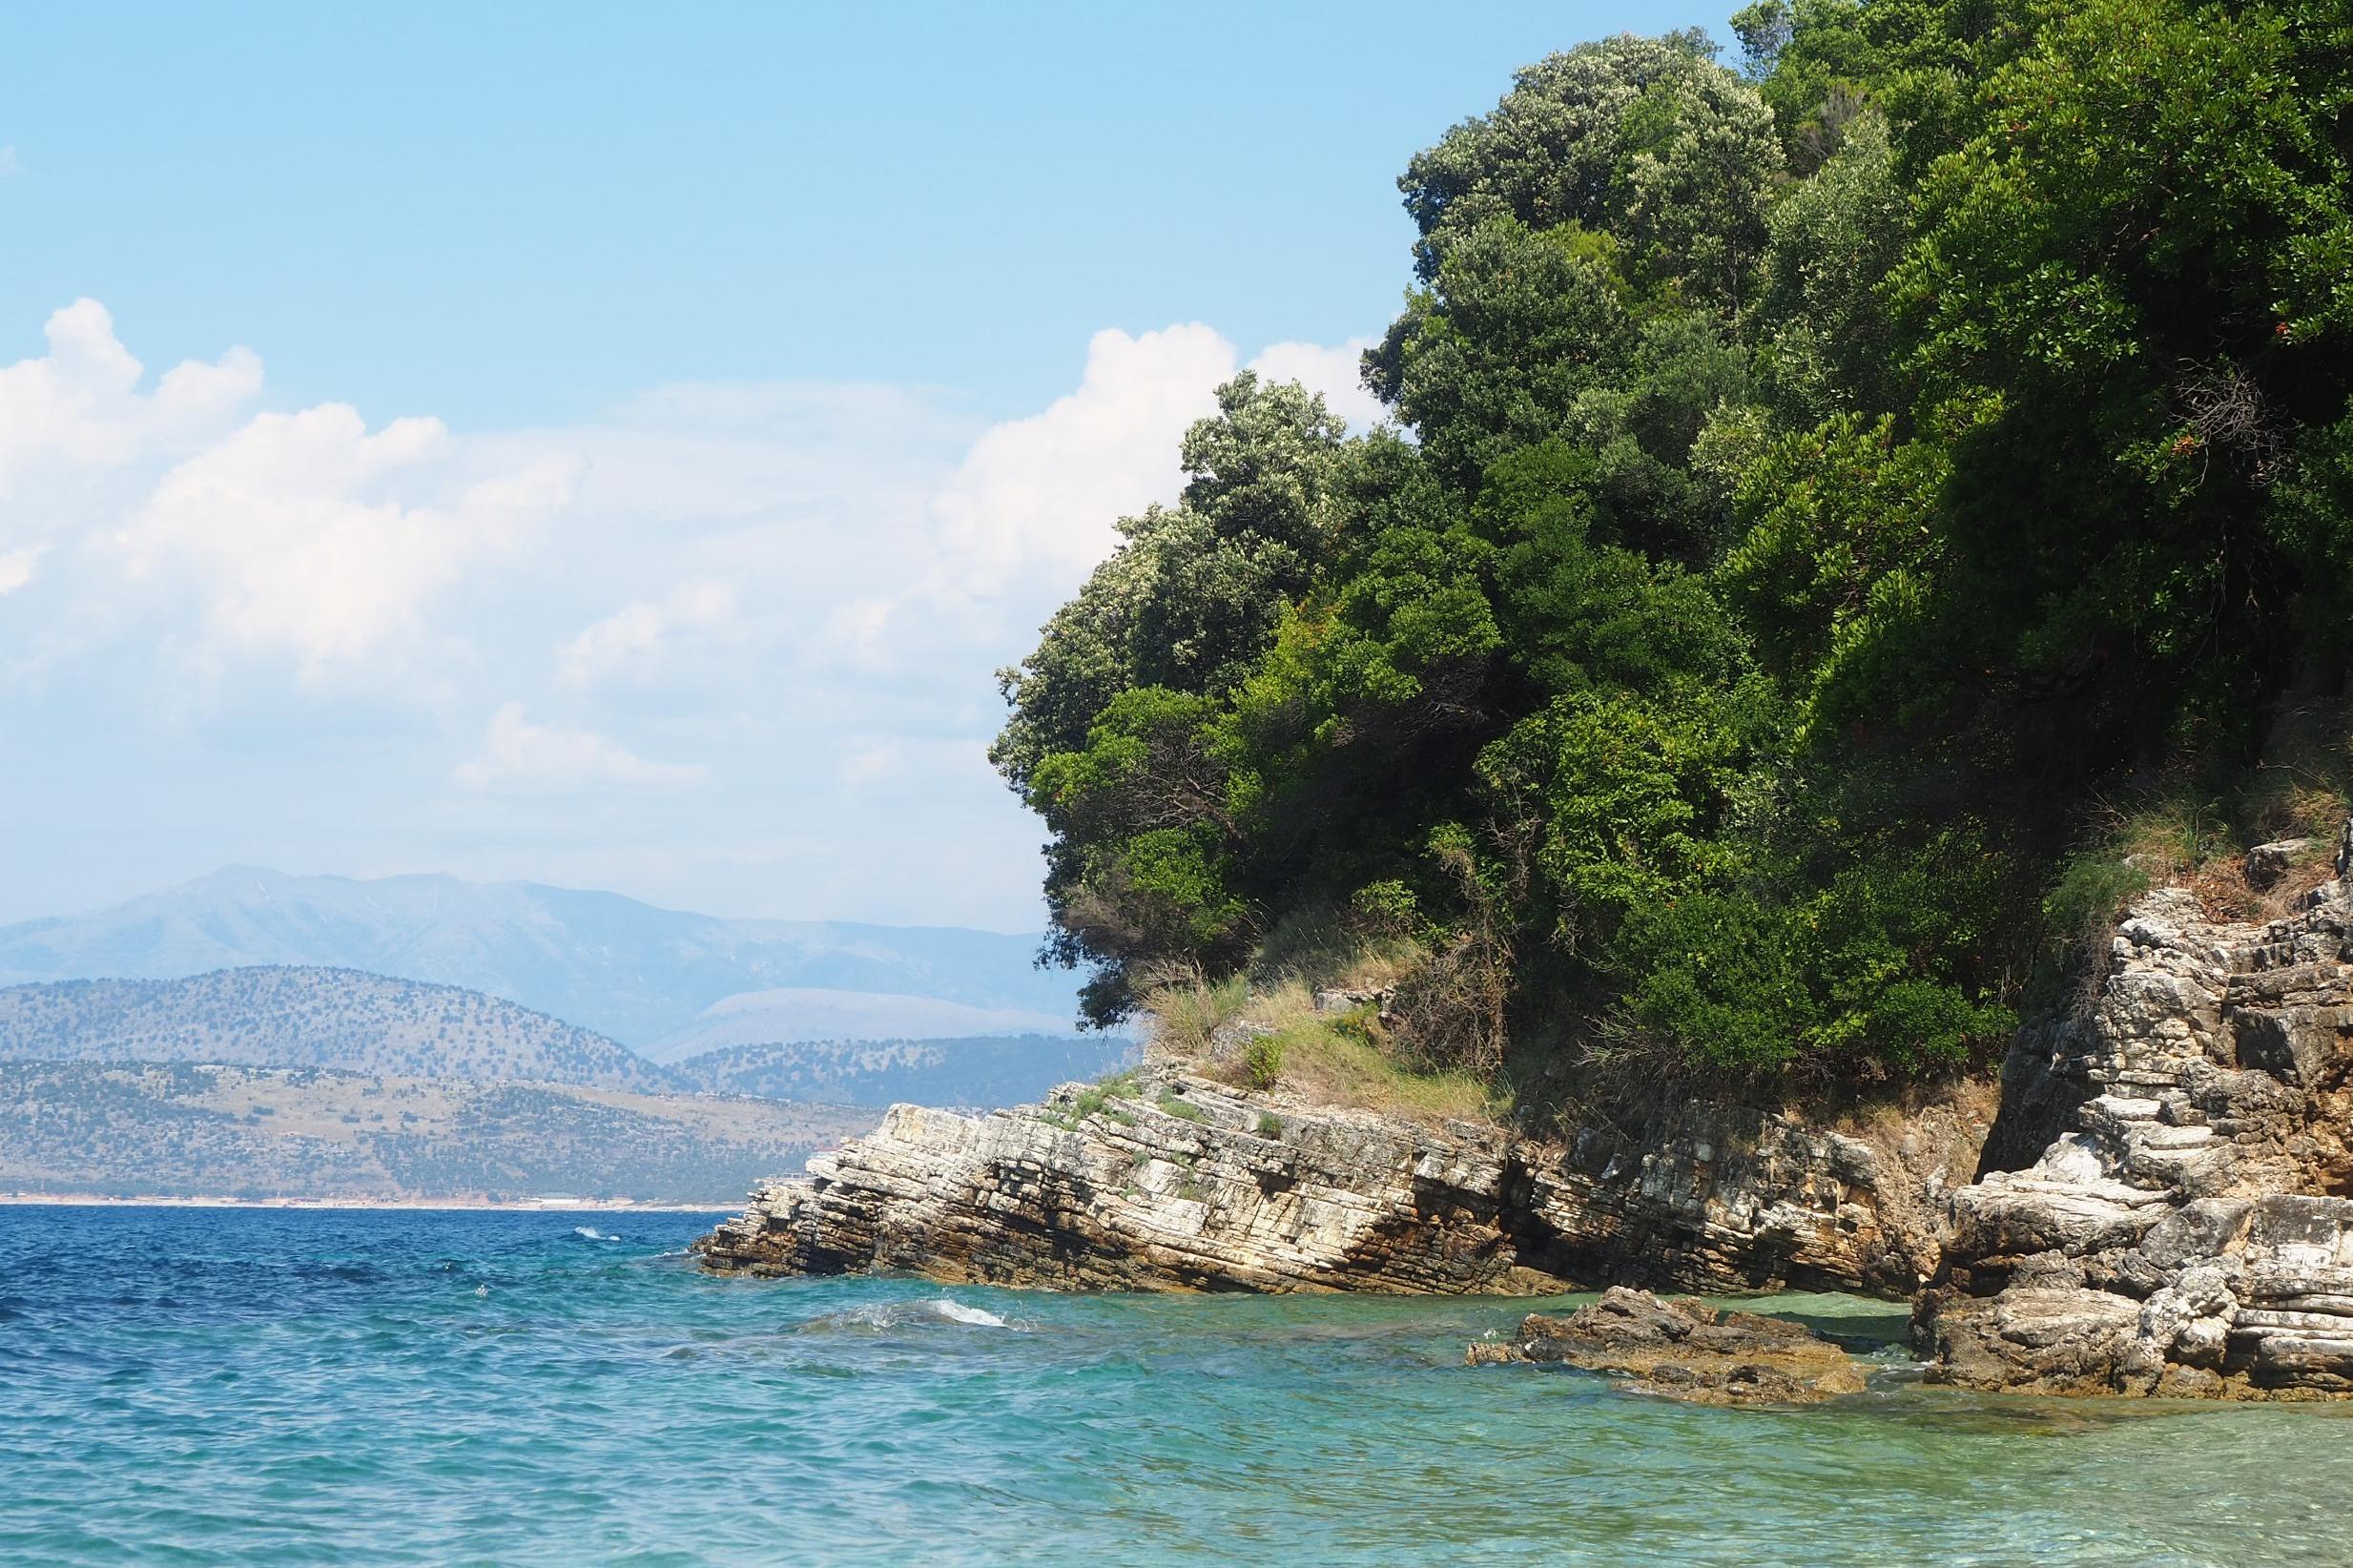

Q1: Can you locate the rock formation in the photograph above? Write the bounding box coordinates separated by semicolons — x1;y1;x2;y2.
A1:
1918;823;2353;1397
696;1064;1986;1297
698;817;2353;1402
1466;1286;1867;1405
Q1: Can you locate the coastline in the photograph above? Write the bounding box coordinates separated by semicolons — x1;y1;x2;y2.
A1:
0;1192;731;1213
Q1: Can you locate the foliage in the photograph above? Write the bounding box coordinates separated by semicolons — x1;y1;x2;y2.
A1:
995;1;2353;1094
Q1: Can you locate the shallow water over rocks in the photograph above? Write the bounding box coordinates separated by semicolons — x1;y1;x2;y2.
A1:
6;1206;2351;1565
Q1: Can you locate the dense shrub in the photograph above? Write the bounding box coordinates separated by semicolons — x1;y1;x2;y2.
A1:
996;4;2353;1089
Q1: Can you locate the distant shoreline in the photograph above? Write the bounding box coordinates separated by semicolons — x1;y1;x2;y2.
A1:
0;1193;732;1213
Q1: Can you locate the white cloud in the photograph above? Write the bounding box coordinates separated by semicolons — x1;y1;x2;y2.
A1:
559;578;736;687
0;299;1379;926
0;146;19;178
0;299;260;506
929;322;1237;583
0;547;39;596
1248;336;1387;434
821;323;1393;672
0;299;575;685
117;405;577;676
452;701;708;790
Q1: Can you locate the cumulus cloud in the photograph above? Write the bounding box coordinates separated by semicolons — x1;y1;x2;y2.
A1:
0;299;260;508
823;322;1393;671
1248;336;1386;434
0;299;1380;926
930;322;1237;584
118;406;577;675
0;547;39;596
452;702;708;790
559;579;736;687
0;299;576;683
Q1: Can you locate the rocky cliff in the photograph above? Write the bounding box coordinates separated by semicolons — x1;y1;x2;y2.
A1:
695;1063;1987;1297
1918;824;2353;1397
700;825;2353;1401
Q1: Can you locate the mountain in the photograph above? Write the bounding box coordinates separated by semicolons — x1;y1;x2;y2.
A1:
0;967;673;1093
0;867;1084;1047
0;1061;876;1204
642;988;1083;1063
667;1034;1138;1109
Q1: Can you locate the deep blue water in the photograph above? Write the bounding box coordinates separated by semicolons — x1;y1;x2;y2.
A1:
3;1206;2350;1566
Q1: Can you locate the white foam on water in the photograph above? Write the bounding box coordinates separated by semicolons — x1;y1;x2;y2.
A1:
930;1298;1007;1328
792;1296;1018;1335
572;1227;621;1242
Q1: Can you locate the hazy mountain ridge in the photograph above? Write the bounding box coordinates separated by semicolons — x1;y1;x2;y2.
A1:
0;1061;877;1204
667;1034;1138;1110
0;867;1084;1046
643;988;1083;1063
0;967;674;1093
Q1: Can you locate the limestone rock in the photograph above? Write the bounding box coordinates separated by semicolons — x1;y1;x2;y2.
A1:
1470;1287;1867;1405
695;1065;1988;1298
2246;838;2318;889
1920;830;2353;1398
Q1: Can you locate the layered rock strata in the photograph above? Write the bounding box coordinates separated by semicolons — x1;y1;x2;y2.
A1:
695;1065;1986;1297
1466;1286;1867;1405
1919;825;2353;1396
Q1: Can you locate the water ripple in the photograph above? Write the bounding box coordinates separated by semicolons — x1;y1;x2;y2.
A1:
3;1207;2351;1565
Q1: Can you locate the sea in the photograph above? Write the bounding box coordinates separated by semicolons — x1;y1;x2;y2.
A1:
3;1205;2349;1566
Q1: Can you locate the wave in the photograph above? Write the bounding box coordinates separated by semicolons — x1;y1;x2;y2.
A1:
929;1298;1007;1328
792;1297;1015;1334
572;1227;622;1243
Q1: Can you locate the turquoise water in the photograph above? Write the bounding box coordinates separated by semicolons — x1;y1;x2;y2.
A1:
4;1207;2350;1566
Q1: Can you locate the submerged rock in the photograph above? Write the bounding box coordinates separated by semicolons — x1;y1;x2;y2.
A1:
1467;1287;1867;1405
1920;827;2353;1398
694;1064;1986;1297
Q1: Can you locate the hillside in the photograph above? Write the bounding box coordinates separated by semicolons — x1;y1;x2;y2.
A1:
989;14;2353;1096
0;968;673;1093
667;1033;1137;1110
0;867;1084;1046
0;1062;875;1204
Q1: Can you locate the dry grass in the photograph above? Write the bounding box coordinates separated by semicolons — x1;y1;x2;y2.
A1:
1144;970;1496;1124
1266;1015;1498;1124
1137;969;1251;1063
2103;781;2345;922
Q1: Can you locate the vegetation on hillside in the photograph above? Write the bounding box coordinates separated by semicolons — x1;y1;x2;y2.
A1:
0;967;675;1093
0;1062;874;1204
996;2;2353;1098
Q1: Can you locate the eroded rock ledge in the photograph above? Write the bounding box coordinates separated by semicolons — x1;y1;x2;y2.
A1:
1918;825;2353;1398
1466;1287;1867;1405
695;1063;1985;1297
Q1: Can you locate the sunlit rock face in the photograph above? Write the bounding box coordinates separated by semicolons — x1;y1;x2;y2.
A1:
694;1062;1985;1300
1920;823;2353;1398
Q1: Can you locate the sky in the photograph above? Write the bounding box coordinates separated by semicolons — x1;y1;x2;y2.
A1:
0;1;1712;931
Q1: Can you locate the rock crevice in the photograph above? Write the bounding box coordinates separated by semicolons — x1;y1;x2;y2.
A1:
1919;829;2353;1398
696;1067;1983;1298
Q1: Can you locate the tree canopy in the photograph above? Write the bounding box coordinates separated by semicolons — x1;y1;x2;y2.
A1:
995;3;2353;1088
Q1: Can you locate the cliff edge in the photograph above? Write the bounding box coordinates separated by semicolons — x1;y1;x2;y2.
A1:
1917;823;2353;1397
694;1063;1985;1297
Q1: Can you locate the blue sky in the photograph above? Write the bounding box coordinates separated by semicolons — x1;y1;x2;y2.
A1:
0;1;1711;930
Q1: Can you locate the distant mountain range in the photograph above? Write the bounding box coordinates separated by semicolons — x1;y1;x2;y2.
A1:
0;1061;876;1204
0;967;674;1093
643;988;1077;1063
0;870;1127;1201
0;866;1086;1047
0;964;1132;1111
666;1035;1136;1110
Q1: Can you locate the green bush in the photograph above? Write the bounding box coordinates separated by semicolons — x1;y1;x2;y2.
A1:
1243;1033;1285;1092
